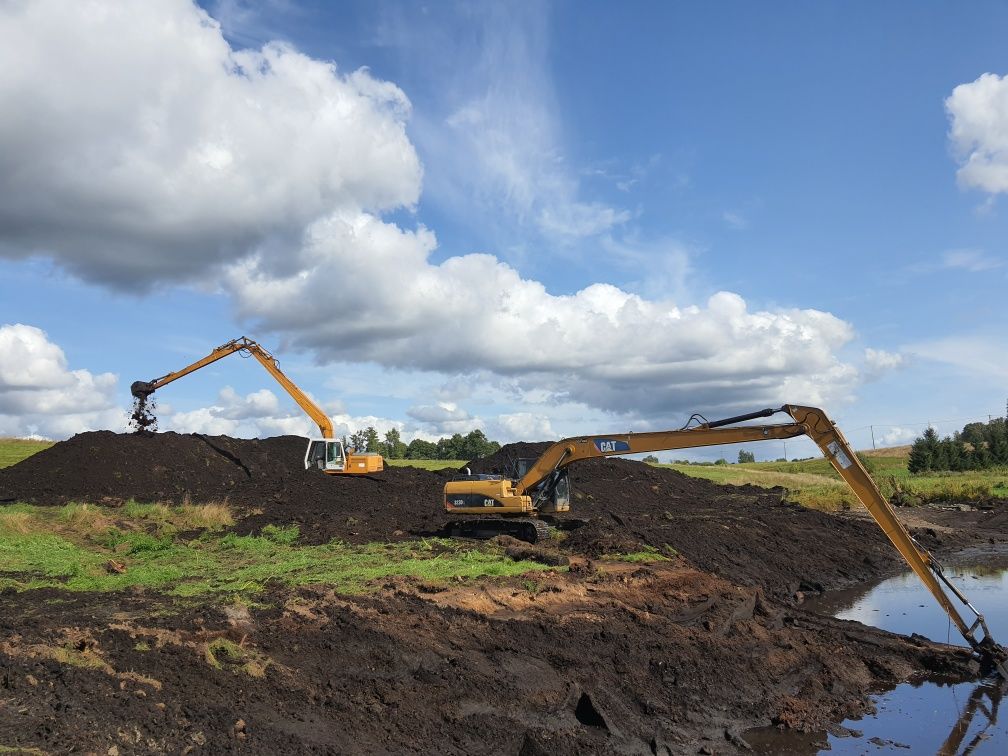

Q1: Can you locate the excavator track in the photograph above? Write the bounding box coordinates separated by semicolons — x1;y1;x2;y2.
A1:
446;517;551;544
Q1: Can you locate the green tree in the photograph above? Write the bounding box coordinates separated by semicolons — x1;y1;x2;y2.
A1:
461;429;500;459
737;450;755;464
908;426;939;473
348;429;368;453
381;428;407;459
362;426;380;453
642;454;659;464
405;438;438;459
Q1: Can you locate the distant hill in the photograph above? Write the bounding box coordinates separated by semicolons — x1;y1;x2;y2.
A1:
858;445;911;458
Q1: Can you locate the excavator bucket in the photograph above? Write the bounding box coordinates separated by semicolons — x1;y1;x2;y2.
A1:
130;380;155;400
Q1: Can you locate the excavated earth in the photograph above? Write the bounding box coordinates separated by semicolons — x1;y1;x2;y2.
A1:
2;432;1008;754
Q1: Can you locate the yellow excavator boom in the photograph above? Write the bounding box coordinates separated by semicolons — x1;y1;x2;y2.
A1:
131;337;383;474
445;404;1007;676
131;336;333;438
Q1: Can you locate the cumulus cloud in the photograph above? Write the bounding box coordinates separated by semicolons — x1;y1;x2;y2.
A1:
231;215;858;417
0;0;420;287
0;324;124;438
863;348;905;380
0;1;865;427
946;73;1008;194
490;413;558;442
160;385;404;440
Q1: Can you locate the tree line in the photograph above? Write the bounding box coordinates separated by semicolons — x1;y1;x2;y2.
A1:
346;427;501;460
908;418;1008;473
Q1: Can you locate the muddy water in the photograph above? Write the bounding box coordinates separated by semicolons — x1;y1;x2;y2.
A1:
748;550;1008;754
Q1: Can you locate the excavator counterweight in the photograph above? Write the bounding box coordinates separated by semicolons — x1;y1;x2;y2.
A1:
444;404;1008;677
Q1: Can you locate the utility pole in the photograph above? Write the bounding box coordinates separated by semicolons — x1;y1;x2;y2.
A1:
870;425;876;450
783;439;787;461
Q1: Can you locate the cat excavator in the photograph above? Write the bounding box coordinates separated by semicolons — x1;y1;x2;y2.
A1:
445;404;1008;677
130;336;383;475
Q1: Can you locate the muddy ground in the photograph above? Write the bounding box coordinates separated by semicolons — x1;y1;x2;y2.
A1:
2;432;1008;753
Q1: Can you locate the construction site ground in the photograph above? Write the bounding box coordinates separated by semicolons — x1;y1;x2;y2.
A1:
1;432;1007;754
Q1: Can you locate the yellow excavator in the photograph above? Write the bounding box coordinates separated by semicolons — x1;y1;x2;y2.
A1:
130;336;383;475
445;404;1008;677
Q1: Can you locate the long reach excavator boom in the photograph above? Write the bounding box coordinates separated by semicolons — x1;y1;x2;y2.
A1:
444;404;1008;677
131;336;382;475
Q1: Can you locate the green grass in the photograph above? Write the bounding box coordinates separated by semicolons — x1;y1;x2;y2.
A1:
657;456;1008;511
0;504;557;597
386;458;466;470
0;437;52;468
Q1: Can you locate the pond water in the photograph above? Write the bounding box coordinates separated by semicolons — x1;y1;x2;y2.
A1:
747;551;1008;754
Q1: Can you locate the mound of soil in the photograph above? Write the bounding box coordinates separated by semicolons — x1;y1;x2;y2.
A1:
4;433;1005;602
0;431;451;543
469;444;938;601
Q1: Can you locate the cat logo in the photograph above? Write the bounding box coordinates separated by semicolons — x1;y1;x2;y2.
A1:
594;438;630;453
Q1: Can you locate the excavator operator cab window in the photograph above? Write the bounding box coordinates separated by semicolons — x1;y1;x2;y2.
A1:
553;471;570;509
515;458;535;479
305;440;327;470
326;441;345;468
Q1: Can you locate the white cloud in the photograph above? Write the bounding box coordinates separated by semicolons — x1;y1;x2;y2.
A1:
0;1;867;428
908;335;1008;381
946;73;1008;194
230;213;859;418
880;427;917;446
407;402;471;424
214;387;281;420
0;324;124;438
490;412;558;442
863;348;905;380
392;3;630;245
160;385;401;440
0;0;420;287
722;211;747;230
941;249;1004;272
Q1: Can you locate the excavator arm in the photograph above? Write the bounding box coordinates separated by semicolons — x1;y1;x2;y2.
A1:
130;337;382;474
131;336;333;438
446;404;1007;675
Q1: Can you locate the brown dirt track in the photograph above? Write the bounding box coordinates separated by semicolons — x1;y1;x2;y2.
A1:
2;432;1007;754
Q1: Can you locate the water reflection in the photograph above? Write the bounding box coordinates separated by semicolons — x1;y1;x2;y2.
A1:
939;679;1002;756
749;555;1008;754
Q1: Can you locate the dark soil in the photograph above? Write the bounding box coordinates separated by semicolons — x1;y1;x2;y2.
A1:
0;568;982;755
2;432;1008;753
1;433;1004;602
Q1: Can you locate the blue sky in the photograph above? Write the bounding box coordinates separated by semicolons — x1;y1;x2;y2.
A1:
1;0;1006;459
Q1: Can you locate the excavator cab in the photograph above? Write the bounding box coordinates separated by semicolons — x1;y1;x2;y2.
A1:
304;439;348;472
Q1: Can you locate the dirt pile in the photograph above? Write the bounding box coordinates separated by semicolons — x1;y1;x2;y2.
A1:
0;565;980;755
0;431;451;543
469;443;940;600
4;433;1005;601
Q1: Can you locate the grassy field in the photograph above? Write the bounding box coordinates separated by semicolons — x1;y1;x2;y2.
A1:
0;438;53;468
0;501;556;597
661;455;1008;511
387;458;465;470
